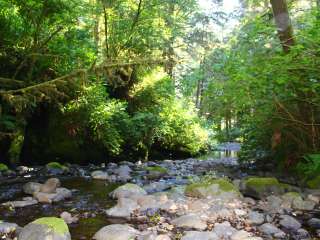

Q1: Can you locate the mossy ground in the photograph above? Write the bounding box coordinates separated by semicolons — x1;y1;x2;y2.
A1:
33;217;69;235
0;163;9;172
145;166;167;174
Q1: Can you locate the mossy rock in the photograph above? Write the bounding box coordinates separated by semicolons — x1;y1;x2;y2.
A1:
241;177;284;199
46;162;66;170
33;217;69;235
0;163;9;172
46;162;69;175
19;217;71;240
145;166;167;179
145;166;167;174
307;175;320;189
185;178;240;199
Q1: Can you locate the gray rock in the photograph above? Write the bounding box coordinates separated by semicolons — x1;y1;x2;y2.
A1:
40;178;61;193
295;228;310;240
212;221;237;239
106;198;139;218
18;217;71;240
23;182;42;195
258;223;286;238
110;183;147;199
307;218;320;229
0;222;18;234
60;212;79;224
171;214;207;230
292;198;316;211
247;211;265;225
231;230;263;240
53;188;72;202
2;198;38;208
93;224;140;240
181;231;218;240
33;187;72;203
279;215;301;230
91;170;109;180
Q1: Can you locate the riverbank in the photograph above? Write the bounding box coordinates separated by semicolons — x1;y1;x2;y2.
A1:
0;157;319;239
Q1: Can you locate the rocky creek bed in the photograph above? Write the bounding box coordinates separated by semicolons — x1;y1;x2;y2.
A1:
0;156;320;240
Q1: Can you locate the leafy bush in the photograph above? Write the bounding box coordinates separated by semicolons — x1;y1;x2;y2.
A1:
296;154;320;179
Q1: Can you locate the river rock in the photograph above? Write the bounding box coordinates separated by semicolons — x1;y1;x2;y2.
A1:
292;198;316;211
258;223;286;238
181;231;218;240
231;230;262;240
185;178;240;200
23;182;42;195
2;198;38;208
91;170;109;180
114;165;132;182
40;178;61;193
106;197;139;218
308;218;320;229
93;224;140;240
279;215;301;230
60;211;79;224
240;177;284;199
0;222;19;234
33;187;72;203
110;183;147;199
18;217;71;240
171;214;207;230
212;221;237;239
247;211;265;225
295;228;310;240
53;188;72;202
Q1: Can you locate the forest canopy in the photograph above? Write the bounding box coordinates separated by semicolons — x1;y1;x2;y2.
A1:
0;0;320;184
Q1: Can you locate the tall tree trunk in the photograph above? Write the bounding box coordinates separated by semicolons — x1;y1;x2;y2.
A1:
103;6;110;58
270;0;294;52
164;3;175;80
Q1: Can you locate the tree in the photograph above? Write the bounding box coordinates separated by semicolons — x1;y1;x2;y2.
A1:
270;0;294;52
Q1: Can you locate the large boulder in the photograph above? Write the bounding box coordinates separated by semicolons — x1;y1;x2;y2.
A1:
185;178;240;200
18;217;71;240
93;224;140;240
110;183;147;199
240;177;284;199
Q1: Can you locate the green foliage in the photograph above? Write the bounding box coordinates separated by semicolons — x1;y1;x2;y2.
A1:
296;154;320;179
64;68;208;160
183;6;320;171
0;163;9;172
156;100;208;155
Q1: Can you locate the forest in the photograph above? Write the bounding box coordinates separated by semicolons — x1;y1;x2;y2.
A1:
0;0;320;239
